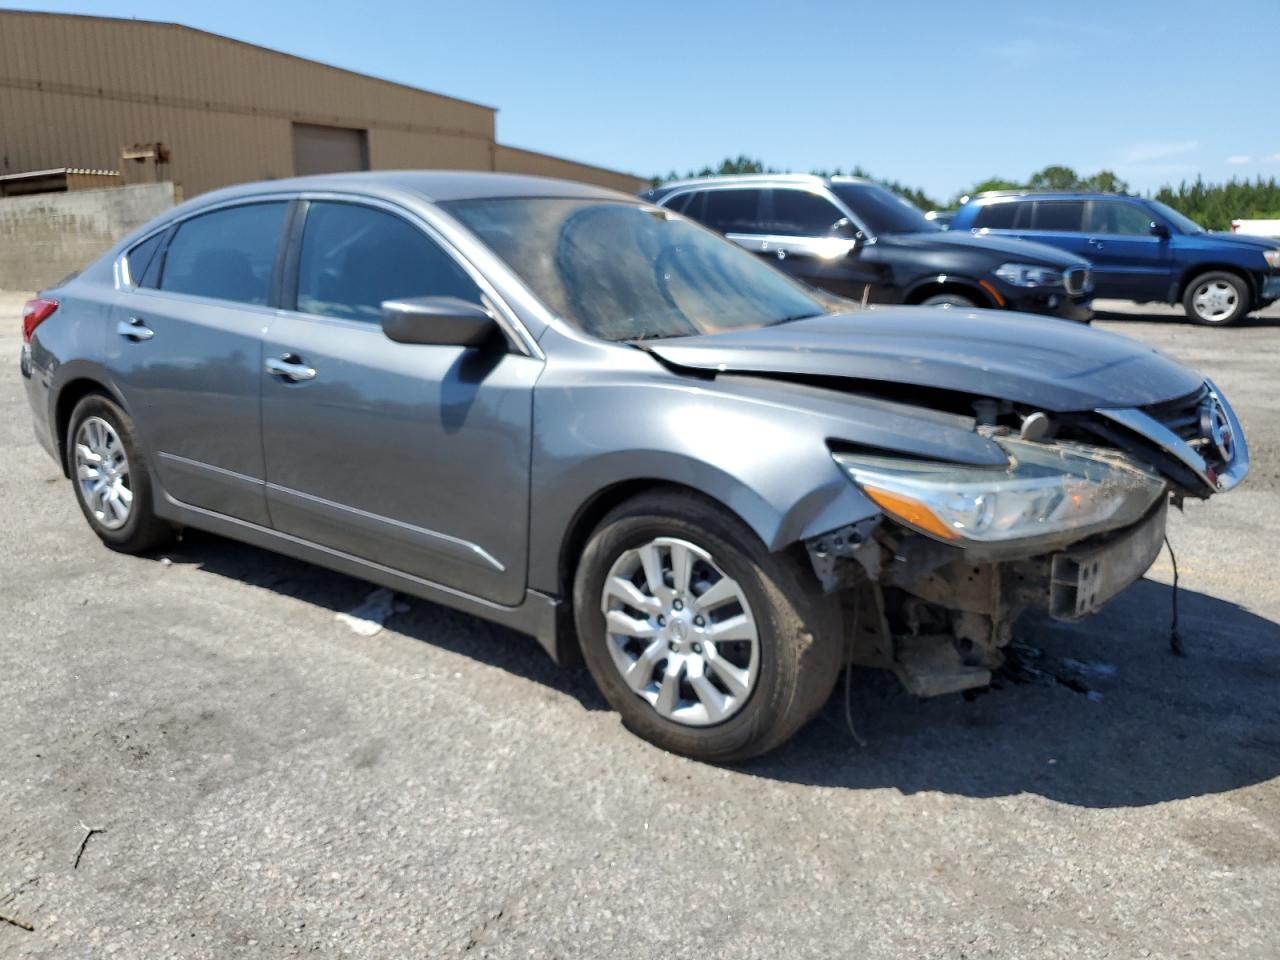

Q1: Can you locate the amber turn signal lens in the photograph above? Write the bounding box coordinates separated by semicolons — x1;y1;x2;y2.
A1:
862;485;960;541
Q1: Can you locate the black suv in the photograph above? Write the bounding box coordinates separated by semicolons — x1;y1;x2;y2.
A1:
642;175;1094;321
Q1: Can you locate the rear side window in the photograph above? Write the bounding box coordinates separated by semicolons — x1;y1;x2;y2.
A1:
1086;200;1155;235
1032;201;1086;232
765;189;845;236
160;203;288;305
295;201;482;323
124;232;164;287
698;189;763;234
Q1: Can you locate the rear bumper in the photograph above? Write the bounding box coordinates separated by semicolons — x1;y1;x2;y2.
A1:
20;346;59;466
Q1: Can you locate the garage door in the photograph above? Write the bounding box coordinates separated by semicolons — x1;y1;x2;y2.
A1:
292;123;370;176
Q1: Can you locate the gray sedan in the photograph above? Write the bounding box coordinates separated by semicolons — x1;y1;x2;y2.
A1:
19;172;1248;761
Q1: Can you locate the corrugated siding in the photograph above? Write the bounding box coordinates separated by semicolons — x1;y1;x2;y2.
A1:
494;146;646;195
0;11;640;197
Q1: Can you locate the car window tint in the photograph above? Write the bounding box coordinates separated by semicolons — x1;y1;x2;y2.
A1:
296;201;481;323
1086;201;1154;235
698;189;762;234
664;192;693;214
681;190;706;222
973;202;1017;229
1032;201;1085;232
125;232;164;287
159;203;286;305
765;189;844;236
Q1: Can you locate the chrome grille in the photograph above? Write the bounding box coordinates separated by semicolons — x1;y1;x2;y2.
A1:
1063;267;1091;296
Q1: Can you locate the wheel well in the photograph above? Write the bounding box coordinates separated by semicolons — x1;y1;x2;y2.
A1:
1177;264;1257;304
905;280;993;308
53;378;113;476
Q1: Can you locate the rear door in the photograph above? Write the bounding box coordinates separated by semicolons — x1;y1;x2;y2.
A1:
1080;199;1172;299
105;200;290;526
259;198;538;604
1018;200;1091;261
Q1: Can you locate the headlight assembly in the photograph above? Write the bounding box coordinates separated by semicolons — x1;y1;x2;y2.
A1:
1263;249;1280;269
834;438;1166;546
994;263;1065;288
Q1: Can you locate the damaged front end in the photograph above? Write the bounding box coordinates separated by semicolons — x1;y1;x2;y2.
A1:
805;383;1248;698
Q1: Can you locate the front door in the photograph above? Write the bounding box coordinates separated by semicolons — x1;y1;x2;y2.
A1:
106;200;291;526
260;199;538;605
1081;199;1173;300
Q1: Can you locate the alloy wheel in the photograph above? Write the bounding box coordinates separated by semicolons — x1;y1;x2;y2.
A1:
600;536;759;726
74;416;133;530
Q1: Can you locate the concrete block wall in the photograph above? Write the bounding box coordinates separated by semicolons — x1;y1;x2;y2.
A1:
0;182;176;291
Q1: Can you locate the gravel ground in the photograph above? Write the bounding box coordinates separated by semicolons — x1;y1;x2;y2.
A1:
2;291;1278;959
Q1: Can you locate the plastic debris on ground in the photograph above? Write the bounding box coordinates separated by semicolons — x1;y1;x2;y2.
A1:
336;587;410;637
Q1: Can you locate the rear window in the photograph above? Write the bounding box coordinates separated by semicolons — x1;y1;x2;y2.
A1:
1032;201;1086;232
159;202;288;305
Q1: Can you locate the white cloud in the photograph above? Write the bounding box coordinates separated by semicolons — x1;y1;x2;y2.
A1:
1226;155;1252;164
1118;141;1200;165
1266;153;1280;163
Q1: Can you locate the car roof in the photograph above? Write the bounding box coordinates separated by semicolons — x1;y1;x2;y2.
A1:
646;173;876;192
971;190;1146;203
182;170;636;208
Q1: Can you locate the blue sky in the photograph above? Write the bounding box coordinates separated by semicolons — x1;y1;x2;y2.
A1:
15;0;1280;202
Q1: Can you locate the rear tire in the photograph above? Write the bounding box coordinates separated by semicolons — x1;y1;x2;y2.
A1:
65;393;172;554
573;490;843;763
1183;271;1249;326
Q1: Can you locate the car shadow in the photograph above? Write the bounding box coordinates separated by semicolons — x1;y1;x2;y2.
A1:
149;534;1279;808
1093;307;1280;328
749;578;1280;808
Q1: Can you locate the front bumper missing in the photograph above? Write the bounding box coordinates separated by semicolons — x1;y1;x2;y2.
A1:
1049;498;1167;621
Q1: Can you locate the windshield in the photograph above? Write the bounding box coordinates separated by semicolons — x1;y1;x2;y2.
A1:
443;198;827;342
1148;199;1205;235
830;182;939;235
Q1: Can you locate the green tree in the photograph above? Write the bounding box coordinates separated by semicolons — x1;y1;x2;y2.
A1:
1027;165;1081;190
1080;169;1129;194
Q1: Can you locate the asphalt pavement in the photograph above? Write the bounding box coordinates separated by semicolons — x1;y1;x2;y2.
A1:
2;291;1278;959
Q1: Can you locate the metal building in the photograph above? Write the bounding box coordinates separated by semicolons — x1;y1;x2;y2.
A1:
0;10;644;197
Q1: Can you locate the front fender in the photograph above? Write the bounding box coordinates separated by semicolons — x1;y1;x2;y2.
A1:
525;347;1005;595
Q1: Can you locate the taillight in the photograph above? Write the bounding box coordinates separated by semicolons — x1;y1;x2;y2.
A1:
21;298;58;344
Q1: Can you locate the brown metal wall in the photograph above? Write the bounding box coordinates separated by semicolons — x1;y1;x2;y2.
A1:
495;145;645;195
0;11;640;196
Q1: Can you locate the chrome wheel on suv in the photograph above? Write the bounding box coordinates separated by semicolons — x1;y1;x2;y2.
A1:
1184;271;1249;326
74;416;133;530
600;536;759;726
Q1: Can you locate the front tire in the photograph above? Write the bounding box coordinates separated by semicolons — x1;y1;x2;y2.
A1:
573;491;843;763
66;393;172;554
1183;271;1249;326
920;293;976;308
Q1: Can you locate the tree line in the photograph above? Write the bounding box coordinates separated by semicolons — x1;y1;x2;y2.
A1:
651;158;1280;230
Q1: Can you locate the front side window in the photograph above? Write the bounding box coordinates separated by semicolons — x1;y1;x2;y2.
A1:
295;202;481;322
1086;201;1155;235
444;198;825;343
159;202;287;305
1032;201;1086;232
829;182;938;235
765;189;846;237
696;189;763;234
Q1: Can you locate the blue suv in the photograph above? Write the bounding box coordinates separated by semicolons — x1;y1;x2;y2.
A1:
951;192;1280;325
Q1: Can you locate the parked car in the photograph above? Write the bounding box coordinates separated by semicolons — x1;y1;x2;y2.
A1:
952;192;1280;325
21;172;1249;761
1231;218;1280;239
640;174;1094;321
924;210;955;229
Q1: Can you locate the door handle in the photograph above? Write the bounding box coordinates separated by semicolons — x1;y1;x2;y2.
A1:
265;354;317;382
1087;237;1105;248
117;317;155;341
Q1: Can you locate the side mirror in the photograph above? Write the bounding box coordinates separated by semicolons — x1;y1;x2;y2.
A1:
831;218;858;241
381;296;498;347
1150;221;1171;239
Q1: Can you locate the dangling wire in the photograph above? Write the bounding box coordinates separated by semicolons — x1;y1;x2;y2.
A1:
843;595;867;747
1164;535;1185;657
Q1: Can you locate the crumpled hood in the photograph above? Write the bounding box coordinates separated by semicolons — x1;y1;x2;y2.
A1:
886;230;1089;267
644;308;1204;413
